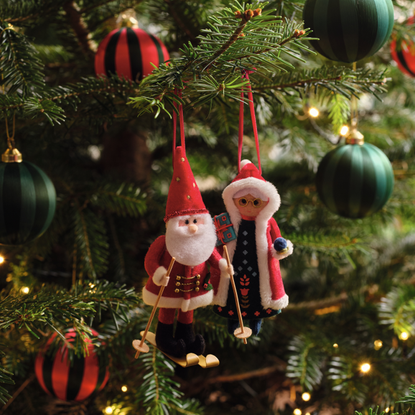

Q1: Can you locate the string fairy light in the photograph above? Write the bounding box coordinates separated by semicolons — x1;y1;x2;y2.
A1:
302;392;311;401
293;409;302;415
121;385;128;392
308;107;320;118
360;363;371;373
333;343;339;348
0;256;5;264
374;340;383;350
21;287;29;294
340;125;349;136
399;332;409;341
104;407;114;414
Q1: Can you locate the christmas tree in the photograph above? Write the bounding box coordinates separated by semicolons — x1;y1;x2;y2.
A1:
1;0;415;414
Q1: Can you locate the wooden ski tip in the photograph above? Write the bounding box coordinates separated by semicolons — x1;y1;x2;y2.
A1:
199;354;220;368
132;339;150;354
185;353;200;366
233;326;252;339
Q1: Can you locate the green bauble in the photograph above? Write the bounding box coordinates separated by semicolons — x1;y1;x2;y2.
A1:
0;157;56;245
303;0;394;63
316;139;394;219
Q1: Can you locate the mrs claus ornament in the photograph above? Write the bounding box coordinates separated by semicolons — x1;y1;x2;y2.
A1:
212;160;293;335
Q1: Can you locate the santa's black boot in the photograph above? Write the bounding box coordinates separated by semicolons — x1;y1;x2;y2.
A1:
175;322;205;356
155;322;186;357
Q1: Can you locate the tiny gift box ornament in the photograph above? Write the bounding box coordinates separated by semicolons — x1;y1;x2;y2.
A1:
214;212;237;246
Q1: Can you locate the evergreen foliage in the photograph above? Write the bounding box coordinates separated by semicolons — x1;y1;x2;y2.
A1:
1;0;415;414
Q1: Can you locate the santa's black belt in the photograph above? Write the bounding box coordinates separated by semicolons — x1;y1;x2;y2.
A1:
174;274;201;293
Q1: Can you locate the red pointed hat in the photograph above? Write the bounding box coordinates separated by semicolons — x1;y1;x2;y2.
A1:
164;146;208;222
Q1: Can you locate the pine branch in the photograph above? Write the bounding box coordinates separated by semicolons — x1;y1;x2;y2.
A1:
0;22;45;97
62;1;96;59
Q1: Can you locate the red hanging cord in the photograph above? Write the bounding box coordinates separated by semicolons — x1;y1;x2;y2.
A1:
238;71;261;175
172;88;185;166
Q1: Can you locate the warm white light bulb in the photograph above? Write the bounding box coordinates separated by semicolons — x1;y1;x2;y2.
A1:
0;256;5;264
360;363;371;373
21;287;29;294
374;339;383;350
308;107;319;118
333;343;339;348
293;409;302;415
340;125;349;136
385;408;390;413
302;392;311;401
121;385;128;392
399;332;409;341
104;407;114;415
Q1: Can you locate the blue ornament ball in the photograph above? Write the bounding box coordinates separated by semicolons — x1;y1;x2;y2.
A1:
274;237;287;252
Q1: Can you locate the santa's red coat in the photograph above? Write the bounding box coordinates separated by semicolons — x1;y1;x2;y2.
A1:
142;235;223;312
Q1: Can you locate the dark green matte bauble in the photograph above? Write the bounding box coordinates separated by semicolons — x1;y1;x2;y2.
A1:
0;161;56;245
303;0;394;63
316;143;394;218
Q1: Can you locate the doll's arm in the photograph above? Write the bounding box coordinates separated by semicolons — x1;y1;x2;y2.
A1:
144;235;169;286
270;218;293;260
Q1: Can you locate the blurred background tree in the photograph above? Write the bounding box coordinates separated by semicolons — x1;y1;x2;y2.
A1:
1;0;415;414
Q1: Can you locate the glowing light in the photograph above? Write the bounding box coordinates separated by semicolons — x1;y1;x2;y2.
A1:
21;287;29;294
302;392;311;401
89;283;95;288
385;408;390;413
340;125;349;136
0;256;5;264
306;413;311;415
333;343;339;348
121;385;128;392
360;363;371;373
308;107;319;118
399;332;409;341
374;340;383;350
293;409;302;415
104;407;114;415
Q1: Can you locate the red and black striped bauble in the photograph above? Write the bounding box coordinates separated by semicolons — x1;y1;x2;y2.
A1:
303;0;394;63
35;329;109;402
391;17;415;77
95;27;169;82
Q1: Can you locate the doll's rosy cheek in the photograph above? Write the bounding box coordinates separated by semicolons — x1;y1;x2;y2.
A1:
179;220;187;227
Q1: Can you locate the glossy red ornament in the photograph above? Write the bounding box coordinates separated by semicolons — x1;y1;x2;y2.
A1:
391;16;415;77
35;329;109;401
95;27;169;82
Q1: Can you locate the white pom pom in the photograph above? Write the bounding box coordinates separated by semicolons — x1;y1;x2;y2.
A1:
240;159;251;169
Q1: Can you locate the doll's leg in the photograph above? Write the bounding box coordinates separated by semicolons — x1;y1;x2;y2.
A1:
227;319;239;334
249;319;262;335
175;310;205;355
156;308;186;357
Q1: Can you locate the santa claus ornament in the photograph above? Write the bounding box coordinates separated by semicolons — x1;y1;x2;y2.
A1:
211;71;293;337
133;94;227;368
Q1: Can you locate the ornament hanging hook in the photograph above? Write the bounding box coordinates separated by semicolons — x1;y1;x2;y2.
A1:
5;113;16;150
3;113;22;162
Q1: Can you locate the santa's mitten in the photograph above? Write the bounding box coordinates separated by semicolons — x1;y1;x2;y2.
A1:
219;258;233;278
273;239;293;260
153;266;168;286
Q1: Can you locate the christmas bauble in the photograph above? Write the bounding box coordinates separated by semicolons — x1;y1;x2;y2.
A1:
95;27;169;82
316;138;394;218
303;0;394;63
391;17;415;77
0;159;56;245
35;329;109;402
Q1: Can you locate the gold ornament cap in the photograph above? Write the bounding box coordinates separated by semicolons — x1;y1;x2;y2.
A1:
2;148;22;163
345;128;364;145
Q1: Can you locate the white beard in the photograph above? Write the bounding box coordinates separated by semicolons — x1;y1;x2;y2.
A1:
165;214;217;267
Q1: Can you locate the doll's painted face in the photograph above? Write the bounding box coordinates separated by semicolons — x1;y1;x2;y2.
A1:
233;193;269;217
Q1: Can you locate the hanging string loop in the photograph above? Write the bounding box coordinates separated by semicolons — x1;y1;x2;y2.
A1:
172;88;185;166
238;69;261;174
